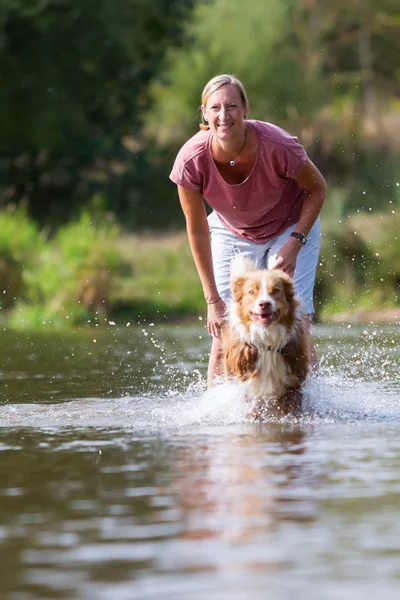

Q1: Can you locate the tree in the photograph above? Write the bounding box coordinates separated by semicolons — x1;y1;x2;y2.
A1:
0;0;194;224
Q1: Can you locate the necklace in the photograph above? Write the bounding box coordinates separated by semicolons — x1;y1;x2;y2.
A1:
214;128;247;166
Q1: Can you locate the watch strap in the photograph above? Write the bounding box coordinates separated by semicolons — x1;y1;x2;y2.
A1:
290;231;307;245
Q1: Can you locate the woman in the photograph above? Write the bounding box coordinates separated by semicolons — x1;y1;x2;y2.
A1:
170;74;326;385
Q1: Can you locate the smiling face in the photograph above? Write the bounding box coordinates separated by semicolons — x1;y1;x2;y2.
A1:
232;269;296;328
201;83;248;142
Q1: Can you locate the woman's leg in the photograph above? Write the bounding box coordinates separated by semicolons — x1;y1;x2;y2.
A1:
206;214;236;386
207;336;225;388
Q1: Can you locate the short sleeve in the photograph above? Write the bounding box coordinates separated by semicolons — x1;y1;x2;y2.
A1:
170;149;202;191
273;136;307;180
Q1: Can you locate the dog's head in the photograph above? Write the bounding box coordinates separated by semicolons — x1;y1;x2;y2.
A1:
230;257;298;329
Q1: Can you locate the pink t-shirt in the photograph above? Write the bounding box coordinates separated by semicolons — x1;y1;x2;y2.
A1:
170;120;308;243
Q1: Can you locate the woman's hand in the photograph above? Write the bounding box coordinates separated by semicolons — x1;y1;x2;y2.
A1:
207;298;226;338
272;237;301;278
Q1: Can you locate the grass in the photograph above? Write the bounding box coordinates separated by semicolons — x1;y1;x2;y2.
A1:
316;209;400;321
110;232;206;321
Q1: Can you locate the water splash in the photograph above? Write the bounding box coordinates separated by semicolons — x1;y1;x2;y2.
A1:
0;323;399;429
0;371;399;429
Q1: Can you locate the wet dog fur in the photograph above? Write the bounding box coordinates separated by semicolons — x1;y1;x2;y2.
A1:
222;256;310;419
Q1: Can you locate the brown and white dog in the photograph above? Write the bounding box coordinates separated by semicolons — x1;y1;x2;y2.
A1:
222;255;310;419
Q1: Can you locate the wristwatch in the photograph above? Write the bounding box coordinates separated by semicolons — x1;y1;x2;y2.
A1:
290;232;307;245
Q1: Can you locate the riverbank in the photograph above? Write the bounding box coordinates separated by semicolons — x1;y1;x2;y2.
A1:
1;209;399;329
325;307;400;325
111;228;399;326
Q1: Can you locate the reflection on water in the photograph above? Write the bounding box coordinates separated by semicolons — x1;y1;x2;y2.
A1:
0;425;317;599
0;322;400;599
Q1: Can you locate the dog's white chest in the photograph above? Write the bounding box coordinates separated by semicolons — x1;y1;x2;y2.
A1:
248;349;295;399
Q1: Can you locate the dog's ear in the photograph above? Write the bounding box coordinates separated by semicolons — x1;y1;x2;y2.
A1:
282;275;295;303
225;342;258;381
230;254;257;276
231;275;246;302
241;343;259;373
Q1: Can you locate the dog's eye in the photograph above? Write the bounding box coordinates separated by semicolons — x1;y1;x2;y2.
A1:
272;287;281;295
247;289;255;295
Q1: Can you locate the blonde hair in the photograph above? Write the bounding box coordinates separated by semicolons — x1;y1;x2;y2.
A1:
199;74;248;130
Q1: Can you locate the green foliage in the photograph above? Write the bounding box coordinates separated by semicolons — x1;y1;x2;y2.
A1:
0;0;195;225
36;207;121;320
315;199;400;319
1;0;399;230
1;204;399;326
147;0;400;138
0;205;44;258
111;232;205;319
1;202;126;327
0;206;44;308
146;0;296;144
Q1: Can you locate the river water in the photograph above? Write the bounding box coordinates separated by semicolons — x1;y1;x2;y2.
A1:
0;321;400;599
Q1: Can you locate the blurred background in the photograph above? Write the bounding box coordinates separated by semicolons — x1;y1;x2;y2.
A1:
0;0;399;327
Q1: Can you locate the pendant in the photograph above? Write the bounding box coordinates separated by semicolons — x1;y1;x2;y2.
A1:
230;160;235;166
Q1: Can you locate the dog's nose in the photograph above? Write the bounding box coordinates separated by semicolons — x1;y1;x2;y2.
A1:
257;300;271;310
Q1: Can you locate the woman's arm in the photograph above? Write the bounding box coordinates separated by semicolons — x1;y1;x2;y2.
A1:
177;185;225;336
292;157;327;237
274;158;327;277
